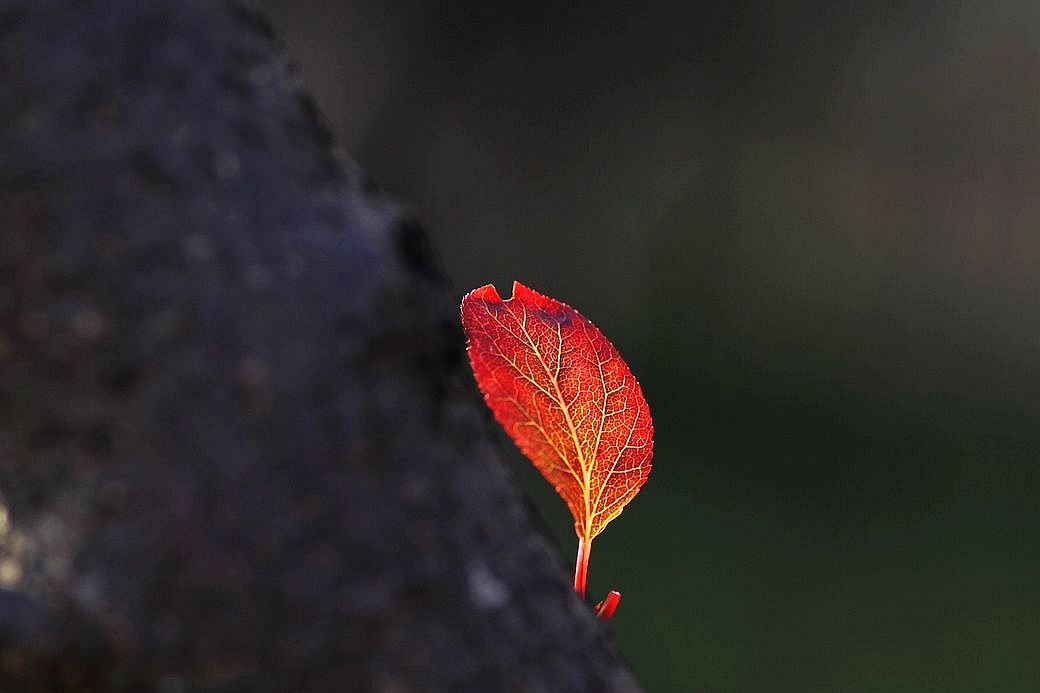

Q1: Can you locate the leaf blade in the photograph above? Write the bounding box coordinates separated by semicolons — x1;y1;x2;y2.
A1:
461;281;653;541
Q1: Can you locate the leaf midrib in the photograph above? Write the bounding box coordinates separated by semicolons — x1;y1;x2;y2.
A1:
514;308;594;538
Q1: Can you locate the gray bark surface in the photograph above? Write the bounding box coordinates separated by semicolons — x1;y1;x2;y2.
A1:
0;1;640;690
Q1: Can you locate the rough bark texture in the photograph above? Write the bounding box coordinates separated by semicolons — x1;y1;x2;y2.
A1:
0;1;640;691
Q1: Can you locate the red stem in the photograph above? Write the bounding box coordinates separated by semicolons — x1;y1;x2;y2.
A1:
574;537;591;598
595;590;622;619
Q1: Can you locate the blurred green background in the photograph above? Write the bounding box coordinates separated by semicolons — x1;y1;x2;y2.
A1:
258;2;1040;690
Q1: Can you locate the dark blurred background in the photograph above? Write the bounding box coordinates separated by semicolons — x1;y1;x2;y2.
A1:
256;2;1040;690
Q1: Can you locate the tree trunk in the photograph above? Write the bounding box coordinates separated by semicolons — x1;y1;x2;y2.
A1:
0;1;640;691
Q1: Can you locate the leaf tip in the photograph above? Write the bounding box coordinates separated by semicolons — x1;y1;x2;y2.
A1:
512;280;543;302
511;281;561;314
464;283;502;304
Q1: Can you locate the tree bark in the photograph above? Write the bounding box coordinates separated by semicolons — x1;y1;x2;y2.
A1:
0;1;640;691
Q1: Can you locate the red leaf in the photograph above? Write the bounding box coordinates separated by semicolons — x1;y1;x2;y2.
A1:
461;281;653;601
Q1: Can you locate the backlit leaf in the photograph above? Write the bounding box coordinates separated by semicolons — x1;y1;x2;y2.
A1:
460;281;654;547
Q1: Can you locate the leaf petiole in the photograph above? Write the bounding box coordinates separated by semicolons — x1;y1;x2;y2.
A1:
574;537;622;619
574;537;591;598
